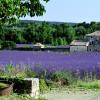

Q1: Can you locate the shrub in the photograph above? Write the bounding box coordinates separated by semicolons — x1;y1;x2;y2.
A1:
77;80;100;89
1;41;16;49
0;40;2;48
24;68;36;78
39;79;48;93
51;71;75;86
36;97;48;100
4;64;16;78
3;64;26;79
0;94;48;100
1;64;36;79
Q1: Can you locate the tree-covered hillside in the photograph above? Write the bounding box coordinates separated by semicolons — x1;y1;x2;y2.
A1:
0;21;100;46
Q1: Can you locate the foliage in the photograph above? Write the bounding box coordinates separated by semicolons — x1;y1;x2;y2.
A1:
77;80;100;89
0;82;8;89
25;68;36;78
0;0;49;24
75;26;87;39
0;51;100;80
4;64;16;78
1;41;16;49
1;64;36;79
0;94;47;100
0;65;37;94
39;79;48;93
0;22;75;45
51;71;75;86
1;21;100;45
36;97;48;100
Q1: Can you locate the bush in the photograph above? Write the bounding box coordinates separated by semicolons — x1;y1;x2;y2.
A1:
0;40;2;48
1;64;36;79
39;79;48;93
51;71;75;86
36;97;48;100
25;68;36;78
0;94;48;100
0;65;37;93
1;41;16;49
77;80;100;89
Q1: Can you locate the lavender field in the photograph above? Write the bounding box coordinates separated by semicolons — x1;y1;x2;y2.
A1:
0;50;100;78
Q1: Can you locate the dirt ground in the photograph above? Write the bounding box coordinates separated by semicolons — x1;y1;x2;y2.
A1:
41;88;100;100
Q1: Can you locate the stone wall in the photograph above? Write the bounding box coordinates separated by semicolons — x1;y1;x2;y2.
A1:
24;78;39;98
0;77;40;98
70;46;87;52
88;45;100;51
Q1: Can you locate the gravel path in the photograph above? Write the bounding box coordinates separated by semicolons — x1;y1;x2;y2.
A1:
41;89;100;100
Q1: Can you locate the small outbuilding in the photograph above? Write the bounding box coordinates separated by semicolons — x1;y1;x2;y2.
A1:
70;40;89;52
85;31;100;51
33;43;45;48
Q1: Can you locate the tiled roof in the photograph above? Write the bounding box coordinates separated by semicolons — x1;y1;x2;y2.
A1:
70;40;89;46
86;31;100;36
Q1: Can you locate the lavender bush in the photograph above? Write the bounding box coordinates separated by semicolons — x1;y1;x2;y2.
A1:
0;50;100;79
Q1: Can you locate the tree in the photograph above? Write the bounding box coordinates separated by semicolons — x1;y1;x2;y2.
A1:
57;37;64;45
89;22;98;32
75;26;87;39
23;23;36;43
0;0;49;24
52;23;69;38
65;27;75;43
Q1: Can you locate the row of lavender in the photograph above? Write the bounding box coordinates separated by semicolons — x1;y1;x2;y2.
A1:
0;50;100;79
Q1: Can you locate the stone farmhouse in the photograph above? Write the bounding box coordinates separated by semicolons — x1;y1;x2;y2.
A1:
70;31;100;52
70;40;89;52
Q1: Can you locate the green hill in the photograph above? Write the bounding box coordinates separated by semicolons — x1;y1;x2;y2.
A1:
20;20;77;26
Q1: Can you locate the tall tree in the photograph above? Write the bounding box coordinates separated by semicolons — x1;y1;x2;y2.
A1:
75;26;87;39
0;0;49;24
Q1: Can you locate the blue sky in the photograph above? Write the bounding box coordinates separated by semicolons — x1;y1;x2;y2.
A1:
22;0;100;23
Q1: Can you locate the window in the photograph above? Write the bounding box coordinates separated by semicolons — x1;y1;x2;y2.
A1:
89;48;92;51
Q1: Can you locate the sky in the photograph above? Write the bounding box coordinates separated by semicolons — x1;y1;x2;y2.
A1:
21;0;100;23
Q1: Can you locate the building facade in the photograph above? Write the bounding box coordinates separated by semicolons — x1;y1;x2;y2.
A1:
70;40;89;52
86;31;100;51
70;31;100;52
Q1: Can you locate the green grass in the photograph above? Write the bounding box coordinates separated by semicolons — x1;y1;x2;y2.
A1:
0;94;47;100
77;80;100;89
0;82;8;89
